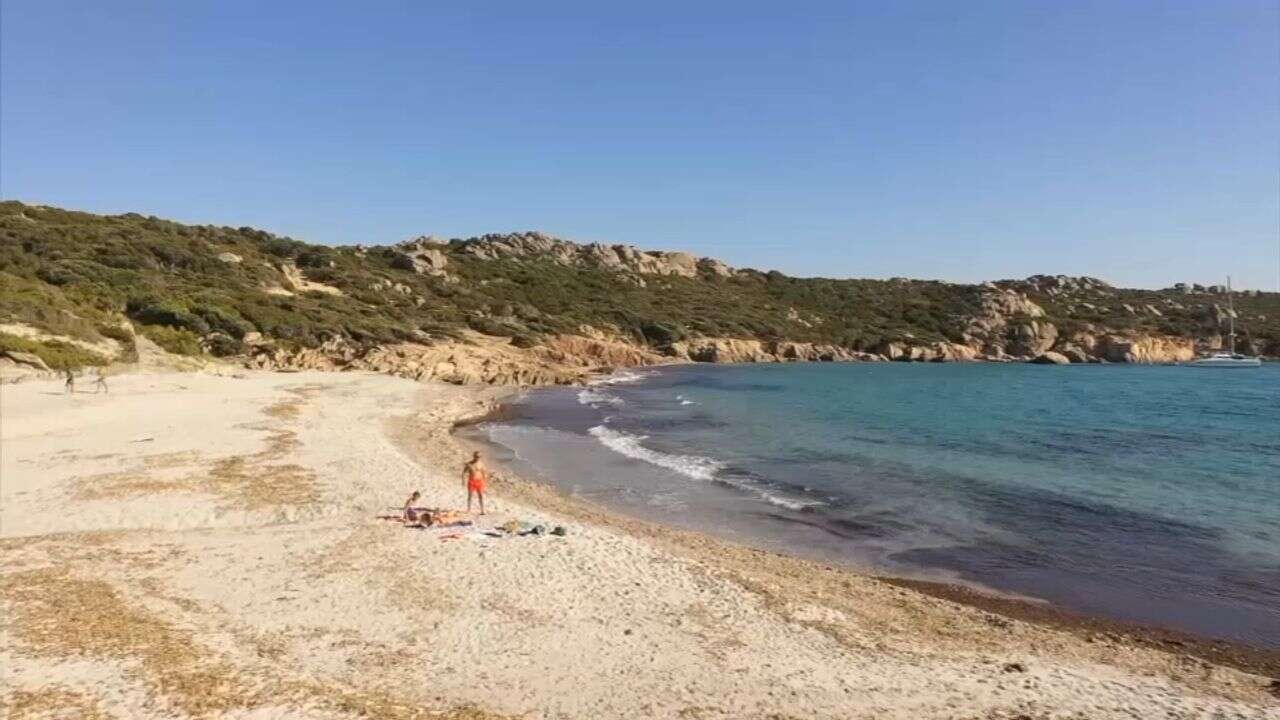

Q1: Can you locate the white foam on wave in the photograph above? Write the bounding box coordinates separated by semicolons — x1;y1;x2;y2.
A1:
587;425;724;481
587;425;826;511
577;389;624;407
589;369;652;386
713;474;826;511
758;491;826;511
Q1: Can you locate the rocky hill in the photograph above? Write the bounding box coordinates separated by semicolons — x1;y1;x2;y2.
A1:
1;201;1276;383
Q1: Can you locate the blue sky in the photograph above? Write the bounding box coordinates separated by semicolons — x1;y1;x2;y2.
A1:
2;1;1277;289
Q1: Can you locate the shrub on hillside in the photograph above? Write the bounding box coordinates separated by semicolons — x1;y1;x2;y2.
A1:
467;316;523;338
509;332;540;349
97;323;139;362
639;321;685;346
0;332;108;369
126;298;210;334
141;326;204;356
204;332;245;357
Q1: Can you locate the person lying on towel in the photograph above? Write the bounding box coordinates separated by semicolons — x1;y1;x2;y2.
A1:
403;490;423;523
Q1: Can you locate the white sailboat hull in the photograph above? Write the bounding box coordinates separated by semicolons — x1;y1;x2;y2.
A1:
1187;355;1262;368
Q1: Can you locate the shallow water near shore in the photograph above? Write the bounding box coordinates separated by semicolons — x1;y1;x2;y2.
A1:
472;362;1280;648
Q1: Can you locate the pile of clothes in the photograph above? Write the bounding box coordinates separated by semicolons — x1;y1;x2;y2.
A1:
498;519;568;537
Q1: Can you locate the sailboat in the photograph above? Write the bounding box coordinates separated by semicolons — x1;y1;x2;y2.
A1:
1188;277;1262;368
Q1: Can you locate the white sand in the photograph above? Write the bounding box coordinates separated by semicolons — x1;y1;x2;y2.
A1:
2;371;1276;719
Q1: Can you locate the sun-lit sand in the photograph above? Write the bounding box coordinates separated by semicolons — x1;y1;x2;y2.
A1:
2;370;1276;719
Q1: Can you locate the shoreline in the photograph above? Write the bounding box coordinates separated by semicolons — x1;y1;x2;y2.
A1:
456;379;1280;680
4;369;1277;718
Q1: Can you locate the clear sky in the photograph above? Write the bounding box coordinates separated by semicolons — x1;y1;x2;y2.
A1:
2;1;1277;289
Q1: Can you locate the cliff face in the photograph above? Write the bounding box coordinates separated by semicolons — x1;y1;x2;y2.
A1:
1068;332;1196;364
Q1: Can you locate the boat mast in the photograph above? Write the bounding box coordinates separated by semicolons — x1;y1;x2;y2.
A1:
1227;276;1236;354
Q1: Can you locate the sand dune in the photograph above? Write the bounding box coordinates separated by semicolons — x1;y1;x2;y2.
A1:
2;371;1276;719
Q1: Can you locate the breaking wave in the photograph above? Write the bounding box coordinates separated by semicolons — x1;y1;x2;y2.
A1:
577;389;624;407
589;370;652;386
587;425;724;481
587;425;825;510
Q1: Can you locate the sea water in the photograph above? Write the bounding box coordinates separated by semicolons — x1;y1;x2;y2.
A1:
475;362;1280;647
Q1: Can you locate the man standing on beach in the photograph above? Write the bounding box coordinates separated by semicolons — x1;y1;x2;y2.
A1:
462;451;487;515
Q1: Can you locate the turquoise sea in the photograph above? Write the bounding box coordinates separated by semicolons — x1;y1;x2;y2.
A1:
475;362;1280;647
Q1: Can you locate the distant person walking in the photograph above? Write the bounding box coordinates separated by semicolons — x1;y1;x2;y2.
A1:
64;369;75;394
462;451;488;515
94;368;108;394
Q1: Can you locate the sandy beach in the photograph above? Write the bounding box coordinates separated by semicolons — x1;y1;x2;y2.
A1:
3;370;1277;719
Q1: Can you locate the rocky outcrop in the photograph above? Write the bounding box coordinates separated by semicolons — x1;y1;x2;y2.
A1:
698;258;734;277
1005;320;1059;357
1093;335;1194;364
277;262;344;296
1062;328;1194;364
667;338;884;364
667;338;775;363
876;341;979;362
1055;344;1093;364
1030;351;1070;365
534;334;669;369
771;341;883;362
929;342;981;362
1019;275;1112;297
244;332;670;386
396;236;451;276
453;231;732;278
961;287;1049;357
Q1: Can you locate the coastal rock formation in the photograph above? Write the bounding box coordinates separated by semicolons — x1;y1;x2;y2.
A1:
876;341;979;362
667;338;776;363
1063;330;1194;364
1006;320;1059;357
960;287;1049;357
454;231;730;278
1055;344;1093;364
1030;351;1071;365
244;331;669;386
534;334;668;369
666;337;883;364
1095;334;1195;364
